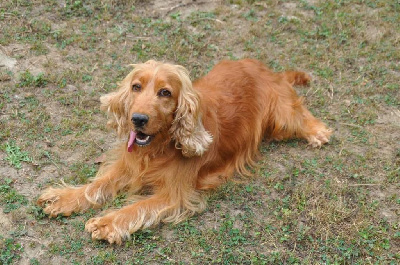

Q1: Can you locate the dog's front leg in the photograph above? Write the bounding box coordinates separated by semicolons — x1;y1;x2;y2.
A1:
37;158;138;217
85;187;205;244
85;196;170;244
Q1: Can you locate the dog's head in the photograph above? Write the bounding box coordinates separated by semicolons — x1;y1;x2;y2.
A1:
100;60;212;157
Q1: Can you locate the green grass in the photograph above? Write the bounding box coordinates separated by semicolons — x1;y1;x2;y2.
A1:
0;0;399;264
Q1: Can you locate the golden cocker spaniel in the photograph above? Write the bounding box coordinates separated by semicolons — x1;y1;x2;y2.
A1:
38;59;332;244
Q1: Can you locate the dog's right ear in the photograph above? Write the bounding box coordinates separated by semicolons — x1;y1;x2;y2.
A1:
100;72;134;137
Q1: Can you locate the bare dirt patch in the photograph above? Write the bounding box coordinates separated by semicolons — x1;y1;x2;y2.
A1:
139;0;220;18
0;211;12;234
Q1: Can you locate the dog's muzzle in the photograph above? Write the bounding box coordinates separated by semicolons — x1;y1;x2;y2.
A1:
127;113;154;150
131;113;149;128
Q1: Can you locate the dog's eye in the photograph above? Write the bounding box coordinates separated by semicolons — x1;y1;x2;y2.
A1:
132;84;142;92
158;89;171;97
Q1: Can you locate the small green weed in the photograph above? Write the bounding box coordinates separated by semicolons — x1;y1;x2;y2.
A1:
27;205;47;220
67;162;98;185
63;0;92;17
0;236;23;265
29;258;41;265
16;70;48;88
0;178;28;213
3;140;32;169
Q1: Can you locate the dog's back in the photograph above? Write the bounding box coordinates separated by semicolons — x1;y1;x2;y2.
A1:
193;59;330;190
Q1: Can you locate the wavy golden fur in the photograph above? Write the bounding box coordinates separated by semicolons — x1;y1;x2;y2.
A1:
38;59;332;244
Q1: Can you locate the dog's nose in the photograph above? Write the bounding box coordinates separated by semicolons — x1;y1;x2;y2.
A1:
131;113;149;128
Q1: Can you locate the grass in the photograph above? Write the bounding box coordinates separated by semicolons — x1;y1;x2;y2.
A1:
0;0;399;264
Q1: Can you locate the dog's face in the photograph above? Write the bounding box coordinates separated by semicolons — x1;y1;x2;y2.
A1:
128;64;181;147
101;60;213;156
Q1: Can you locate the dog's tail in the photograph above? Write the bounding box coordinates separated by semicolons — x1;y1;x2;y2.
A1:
281;71;311;86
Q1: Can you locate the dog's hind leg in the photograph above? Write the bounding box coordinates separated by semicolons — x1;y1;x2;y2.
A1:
290;104;332;147
267;71;332;147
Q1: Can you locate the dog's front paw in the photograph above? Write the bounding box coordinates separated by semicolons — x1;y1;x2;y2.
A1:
85;216;123;245
307;128;332;148
37;186;87;217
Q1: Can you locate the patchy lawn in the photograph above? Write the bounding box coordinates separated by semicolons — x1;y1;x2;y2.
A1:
0;0;399;264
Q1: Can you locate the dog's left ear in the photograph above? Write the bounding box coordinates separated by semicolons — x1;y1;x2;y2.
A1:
170;65;213;157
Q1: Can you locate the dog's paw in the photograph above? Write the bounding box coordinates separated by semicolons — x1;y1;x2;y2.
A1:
37;187;86;217
85;216;123;245
307;128;332;148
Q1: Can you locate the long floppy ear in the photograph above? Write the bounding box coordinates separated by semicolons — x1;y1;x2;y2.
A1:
100;72;133;138
169;65;213;157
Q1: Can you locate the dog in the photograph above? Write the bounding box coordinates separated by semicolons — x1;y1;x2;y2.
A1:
37;59;332;244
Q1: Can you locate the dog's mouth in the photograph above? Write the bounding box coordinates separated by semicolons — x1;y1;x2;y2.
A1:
127;130;154;152
135;131;154;146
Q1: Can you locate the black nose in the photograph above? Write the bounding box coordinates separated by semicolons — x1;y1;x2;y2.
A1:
131;113;149;128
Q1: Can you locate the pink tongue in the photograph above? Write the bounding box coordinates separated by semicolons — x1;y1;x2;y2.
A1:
127;131;136;152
